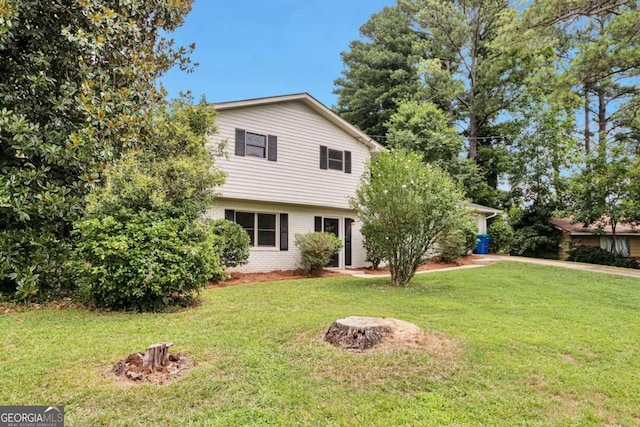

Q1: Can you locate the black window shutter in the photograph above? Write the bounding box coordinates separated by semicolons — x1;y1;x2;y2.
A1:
344;151;352;174
344;218;352;266
314;216;322;232
267;135;277;161
224;209;235;221
279;213;288;251
319;145;328;169
235;128;246;156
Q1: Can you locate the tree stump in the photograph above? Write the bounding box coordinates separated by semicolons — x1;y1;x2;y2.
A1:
325;316;395;350
141;342;173;373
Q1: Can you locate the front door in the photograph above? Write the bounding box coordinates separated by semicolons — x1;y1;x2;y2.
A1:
324;218;339;267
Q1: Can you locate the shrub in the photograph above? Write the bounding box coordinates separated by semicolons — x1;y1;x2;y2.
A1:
206;219;250;268
351;150;473;286
510;226;560;259
295;232;343;276
488;217;514;254
567;246;639;269
74;214;223;311
438;216;477;262
361;225;385;269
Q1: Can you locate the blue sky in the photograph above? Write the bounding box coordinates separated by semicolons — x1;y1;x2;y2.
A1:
160;0;395;108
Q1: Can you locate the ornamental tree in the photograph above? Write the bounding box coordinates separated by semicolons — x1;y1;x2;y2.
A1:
351;149;473;286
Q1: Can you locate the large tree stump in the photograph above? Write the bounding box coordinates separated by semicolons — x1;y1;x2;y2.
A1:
141;342;173;374
325;316;396;350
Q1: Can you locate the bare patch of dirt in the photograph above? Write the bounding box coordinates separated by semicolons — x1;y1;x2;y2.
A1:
208;269;349;288
354;255;480;274
560;353;577;364
110;352;196;385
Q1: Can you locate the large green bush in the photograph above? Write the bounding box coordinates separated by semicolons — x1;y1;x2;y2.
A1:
295;233;343;276
567;246;639;269
72;101;226;311
488;217;514;254
74;214;222;311
206;219;251;270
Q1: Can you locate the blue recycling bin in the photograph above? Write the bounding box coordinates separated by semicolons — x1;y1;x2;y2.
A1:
476;234;491;254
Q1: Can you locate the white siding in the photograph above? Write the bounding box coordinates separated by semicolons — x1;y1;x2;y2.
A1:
208;200;368;272
210;101;371;210
476;213;487;234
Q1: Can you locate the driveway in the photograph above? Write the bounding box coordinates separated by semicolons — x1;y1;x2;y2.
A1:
489;255;640;279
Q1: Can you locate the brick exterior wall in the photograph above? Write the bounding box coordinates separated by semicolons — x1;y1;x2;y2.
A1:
208;199;368;272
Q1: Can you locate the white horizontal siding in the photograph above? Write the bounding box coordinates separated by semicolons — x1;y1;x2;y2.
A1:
209;101;371;210
208;200;368;273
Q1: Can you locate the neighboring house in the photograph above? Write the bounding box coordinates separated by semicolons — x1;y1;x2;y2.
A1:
207;93;383;272
469;203;501;234
207;93;502;272
551;217;640;259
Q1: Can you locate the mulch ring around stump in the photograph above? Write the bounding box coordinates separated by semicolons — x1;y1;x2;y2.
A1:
111;352;196;385
324;316;460;357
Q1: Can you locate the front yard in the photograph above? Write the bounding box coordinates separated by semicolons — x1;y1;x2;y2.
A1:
1;262;639;426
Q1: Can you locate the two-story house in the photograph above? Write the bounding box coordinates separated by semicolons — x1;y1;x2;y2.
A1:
207;93;383;272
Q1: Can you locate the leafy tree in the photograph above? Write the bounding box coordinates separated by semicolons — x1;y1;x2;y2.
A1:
73;100;226;311
0;0;195;299
351;149;472;286
385;101;463;166
384;99;500;204
333;6;427;138
568;147;640;255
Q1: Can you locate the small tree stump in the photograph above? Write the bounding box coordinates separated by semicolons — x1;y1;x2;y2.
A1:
325;316;395;350
142;342;173;373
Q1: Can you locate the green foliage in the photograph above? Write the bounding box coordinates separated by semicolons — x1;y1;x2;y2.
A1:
351;149;473;285
386;101;463;166
0;0;195;299
206;219;251;270
567;246;639;269
488;217;514;254
333;6;426;137
74;214;221;311
568;149;640;251
294;233;343;276
73;101;225;311
438;216;477;262
510;203;561;259
362;228;385;270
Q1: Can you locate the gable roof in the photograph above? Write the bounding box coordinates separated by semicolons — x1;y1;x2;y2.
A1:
213;93;384;153
551;217;640;235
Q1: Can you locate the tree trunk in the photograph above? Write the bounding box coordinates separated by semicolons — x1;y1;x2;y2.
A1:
142;342;173;374
584;85;591;153
325;317;394;350
598;87;607;155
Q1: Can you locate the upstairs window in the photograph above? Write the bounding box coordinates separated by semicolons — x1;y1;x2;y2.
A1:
328;149;343;171
246;132;266;158
320;145;351;173
235;128;277;161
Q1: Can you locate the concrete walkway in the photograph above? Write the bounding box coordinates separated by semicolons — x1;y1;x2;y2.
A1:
489;255;640;279
340;255;640;279
339;264;485;279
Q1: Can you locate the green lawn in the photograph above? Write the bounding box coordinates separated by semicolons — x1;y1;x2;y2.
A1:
1;262;640;426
